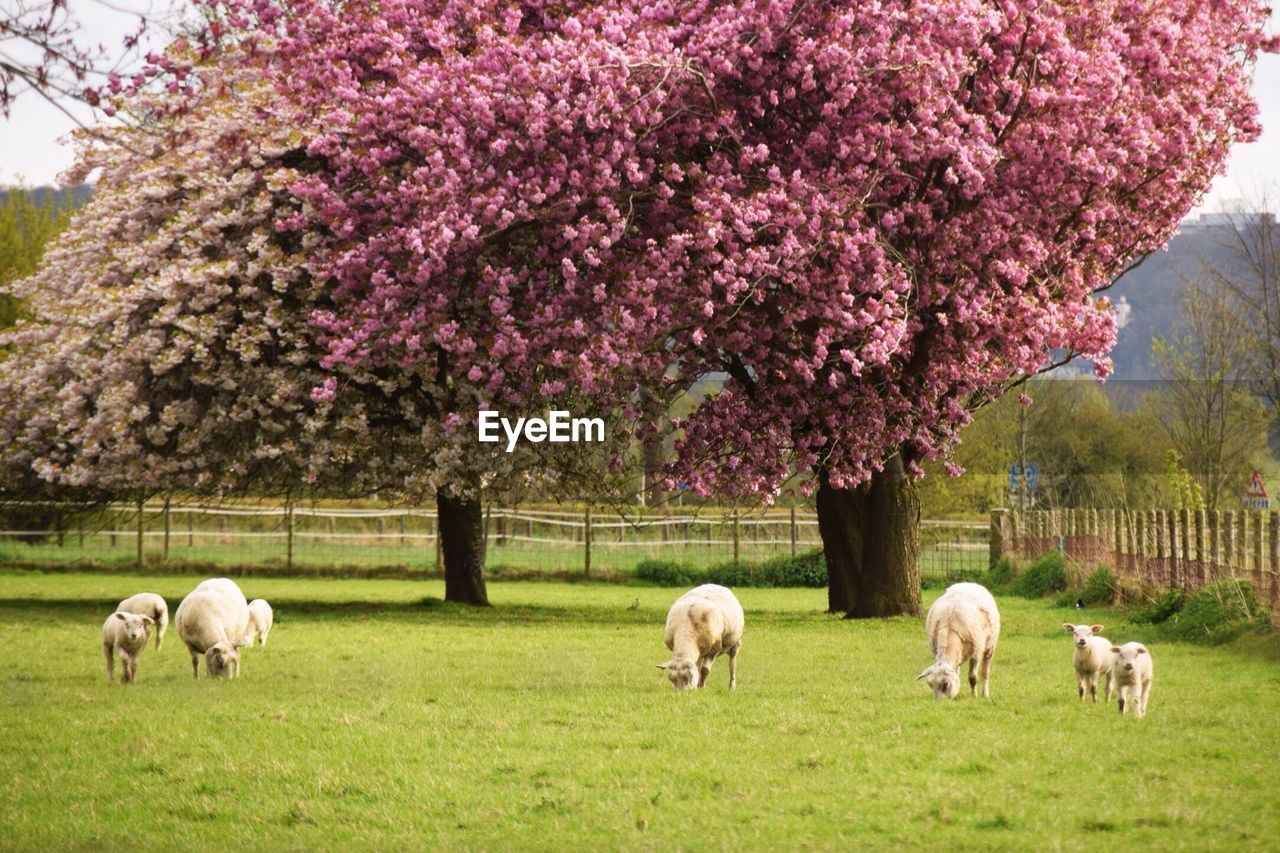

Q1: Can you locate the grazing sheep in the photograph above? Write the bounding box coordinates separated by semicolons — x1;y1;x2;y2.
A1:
1111;642;1154;718
174;578;250;679
245;599;274;647
117;593;169;651
657;584;744;691
917;582;1001;700
102;611;154;684
1063;623;1114;702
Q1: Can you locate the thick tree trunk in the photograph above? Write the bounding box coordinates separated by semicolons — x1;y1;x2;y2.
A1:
816;454;923;618
437;489;490;606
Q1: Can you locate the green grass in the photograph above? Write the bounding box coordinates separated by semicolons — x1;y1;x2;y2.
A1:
2;571;1277;849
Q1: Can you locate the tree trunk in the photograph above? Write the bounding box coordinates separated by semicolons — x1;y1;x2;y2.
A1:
816;454;923;618
437;489;490;606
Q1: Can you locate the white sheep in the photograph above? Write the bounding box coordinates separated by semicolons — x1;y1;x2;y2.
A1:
917;582;1001;700
245;599;274;647
1111;642;1154;718
657;584;744;690
1063;623;1114;702
174;577;251;678
101;611;154;684
116;592;169;651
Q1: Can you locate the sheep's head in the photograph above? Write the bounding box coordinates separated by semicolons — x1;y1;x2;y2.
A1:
1110;644;1148;672
1063;623;1104;649
205;642;240;678
916;662;960;700
657;659;698;691
113;612;153;646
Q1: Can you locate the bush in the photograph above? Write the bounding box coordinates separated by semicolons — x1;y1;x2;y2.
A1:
706;561;754;587
1055;566;1116;607
1007;550;1067;598
1134;581;1261;644
758;550;827;588
984;558;1014;589
633;559;703;586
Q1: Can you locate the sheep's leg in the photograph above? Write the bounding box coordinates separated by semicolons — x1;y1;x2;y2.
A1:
968;657;978;695
187;645;200;679
1087;672;1099;703
979;648;994;698
122;656;134;684
1118;686;1128;716
1104;671;1113;703
697;656;711;688
1139;678;1151;718
103;643;115;682
1077;674;1086;700
727;644;739;691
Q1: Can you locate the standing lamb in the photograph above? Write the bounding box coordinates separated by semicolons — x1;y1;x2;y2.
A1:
917;582;1001;700
657;584;744;691
1111;642;1154;718
1063;623;1114;702
245;599;274;647
174;578;251;679
101;611;154;684
117;593;169;651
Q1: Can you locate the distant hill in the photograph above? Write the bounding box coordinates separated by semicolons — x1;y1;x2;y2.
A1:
0;184;93;209
1105;214;1256;380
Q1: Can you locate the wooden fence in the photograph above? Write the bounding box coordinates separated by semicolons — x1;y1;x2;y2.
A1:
991;508;1280;619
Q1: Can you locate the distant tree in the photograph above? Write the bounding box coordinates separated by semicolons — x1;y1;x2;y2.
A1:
1145;287;1269;509
0;186;79;328
1198;199;1280;425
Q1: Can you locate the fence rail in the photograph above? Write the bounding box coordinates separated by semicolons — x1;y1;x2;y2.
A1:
992;508;1280;620
0;500;988;579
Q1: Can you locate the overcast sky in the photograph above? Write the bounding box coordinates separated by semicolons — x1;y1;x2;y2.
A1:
1;3;1277;213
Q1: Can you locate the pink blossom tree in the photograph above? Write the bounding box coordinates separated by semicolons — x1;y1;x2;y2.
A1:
215;0;1272;614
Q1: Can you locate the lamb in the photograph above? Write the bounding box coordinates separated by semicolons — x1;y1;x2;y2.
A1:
174;577;251;678
245;599;274;647
1063;623;1114;702
657;584;744;690
101;611;154;684
1111;642;1154;718
116;593;169;651
916;582;1000;700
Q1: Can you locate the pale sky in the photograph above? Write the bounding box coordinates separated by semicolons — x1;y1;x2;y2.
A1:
1;2;1277;213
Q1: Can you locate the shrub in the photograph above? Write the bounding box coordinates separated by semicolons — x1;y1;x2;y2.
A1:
1008;550;1067;598
758;550;827;588
633;559;703;586
1134;581;1261;644
984;558;1014;589
1056;566;1116;607
706;561;754;587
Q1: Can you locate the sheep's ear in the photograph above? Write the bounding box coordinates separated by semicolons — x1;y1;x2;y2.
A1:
655;662;668;670
141;615;155;625
1089;624;1103;633
1062;623;1074;632
114;612;128;621
234;638;249;648
1135;647;1146;655
915;666;934;681
1110;647;1121;654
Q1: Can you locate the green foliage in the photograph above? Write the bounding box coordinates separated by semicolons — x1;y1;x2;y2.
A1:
1163;451;1205;511
633;559;703;586
1054;565;1116;607
0;186;82;328
984;557;1015;588
635;550;826;588
1002;550;1067;598
1132;581;1261;644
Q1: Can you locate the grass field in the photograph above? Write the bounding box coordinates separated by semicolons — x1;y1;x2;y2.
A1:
2;571;1278;849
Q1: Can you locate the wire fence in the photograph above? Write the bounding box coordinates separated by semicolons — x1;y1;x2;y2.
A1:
0;500;990;579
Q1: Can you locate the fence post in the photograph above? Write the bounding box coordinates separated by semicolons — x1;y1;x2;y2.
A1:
1270;511;1279;621
1252;511;1264;580
1195;508;1207;589
790;506;797;557
435;511;443;574
1167;509;1180;589
187;511;194;548
163;497;171;563
989;509;1005;568
135;496;145;568
286;500;295;571
732;509;740;564
399;513;406;547
584;506;592;577
1223;511;1236;576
